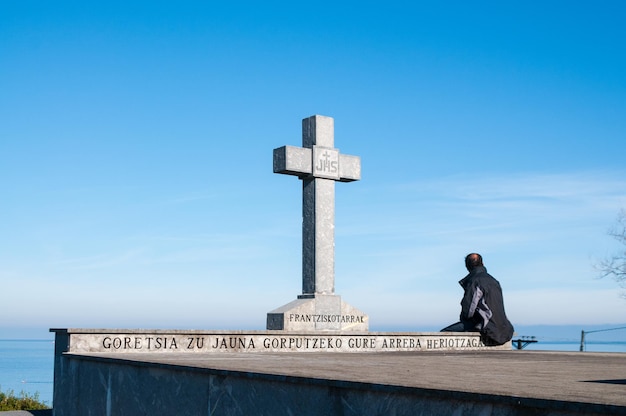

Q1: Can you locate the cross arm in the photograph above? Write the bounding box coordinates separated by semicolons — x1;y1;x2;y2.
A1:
338;154;361;182
273;146;312;176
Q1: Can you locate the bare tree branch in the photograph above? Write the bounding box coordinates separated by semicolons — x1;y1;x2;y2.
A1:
599;209;626;289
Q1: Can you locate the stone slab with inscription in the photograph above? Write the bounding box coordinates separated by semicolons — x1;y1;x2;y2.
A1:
51;329;511;354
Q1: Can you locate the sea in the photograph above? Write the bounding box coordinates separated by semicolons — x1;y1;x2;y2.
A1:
1;336;624;407
0;339;54;407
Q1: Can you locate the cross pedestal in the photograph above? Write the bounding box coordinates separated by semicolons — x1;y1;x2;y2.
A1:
267;115;368;331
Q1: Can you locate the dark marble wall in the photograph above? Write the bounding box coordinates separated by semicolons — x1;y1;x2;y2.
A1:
51;354;606;416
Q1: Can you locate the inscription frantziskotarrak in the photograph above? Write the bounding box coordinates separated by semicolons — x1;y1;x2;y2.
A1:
288;314;365;323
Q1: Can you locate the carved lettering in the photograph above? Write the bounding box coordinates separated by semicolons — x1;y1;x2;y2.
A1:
314;151;339;174
187;337;205;349
102;336;181;350
288;314;366;324
210;337;255;350
96;333;488;353
102;337;112;349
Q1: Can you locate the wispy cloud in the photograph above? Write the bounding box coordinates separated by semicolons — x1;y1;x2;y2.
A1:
342;170;626;239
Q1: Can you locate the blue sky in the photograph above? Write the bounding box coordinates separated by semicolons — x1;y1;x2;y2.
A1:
2;1;625;338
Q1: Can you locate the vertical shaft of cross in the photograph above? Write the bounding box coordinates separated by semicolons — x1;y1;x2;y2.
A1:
301;116;335;297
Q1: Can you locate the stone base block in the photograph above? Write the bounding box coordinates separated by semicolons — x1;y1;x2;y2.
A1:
266;295;368;331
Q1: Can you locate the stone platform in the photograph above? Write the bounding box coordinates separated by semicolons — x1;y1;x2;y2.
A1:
52;349;626;415
50;329;626;415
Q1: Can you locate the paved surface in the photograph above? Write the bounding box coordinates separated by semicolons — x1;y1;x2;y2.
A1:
78;350;626;409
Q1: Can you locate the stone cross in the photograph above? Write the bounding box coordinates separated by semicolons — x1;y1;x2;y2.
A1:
273;115;361;298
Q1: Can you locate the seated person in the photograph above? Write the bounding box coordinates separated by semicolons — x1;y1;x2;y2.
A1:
441;253;514;346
